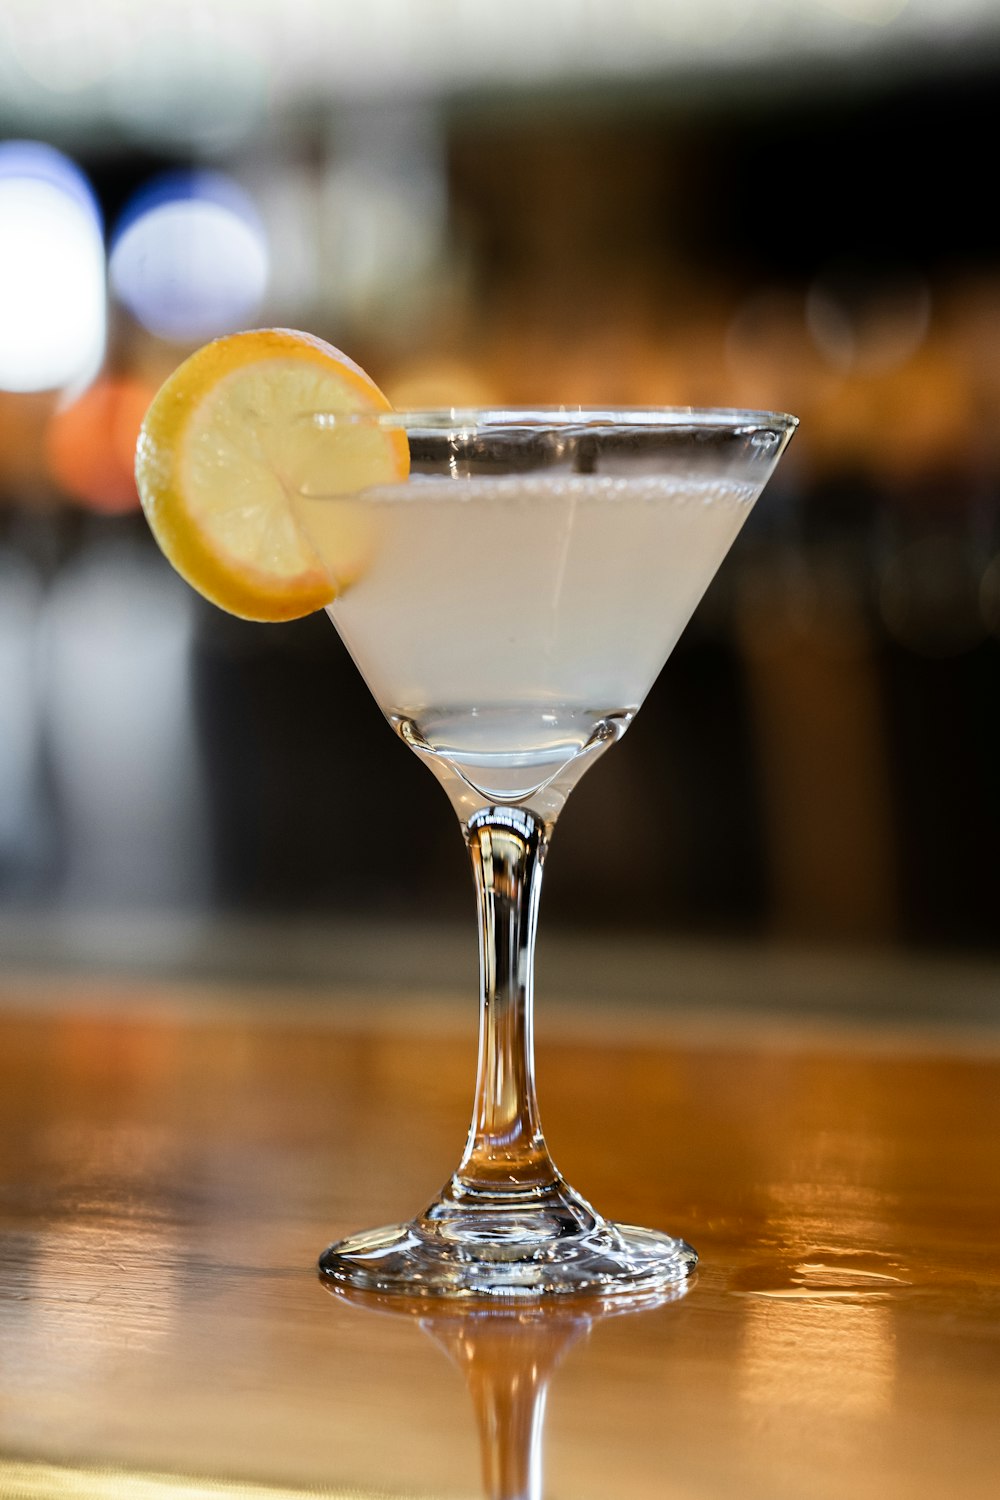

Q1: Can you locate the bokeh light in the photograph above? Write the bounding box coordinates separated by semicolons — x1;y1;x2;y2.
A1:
806;266;931;377
45;376;155;513
0;142;105;394
109;171;268;343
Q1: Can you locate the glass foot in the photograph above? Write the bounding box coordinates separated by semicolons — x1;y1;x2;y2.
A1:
318;1209;697;1299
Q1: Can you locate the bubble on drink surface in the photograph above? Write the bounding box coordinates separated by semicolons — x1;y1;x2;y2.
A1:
357;473;760;510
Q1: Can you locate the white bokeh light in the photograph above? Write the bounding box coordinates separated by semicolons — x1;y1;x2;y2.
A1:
0;142;105;394
109;172;269;343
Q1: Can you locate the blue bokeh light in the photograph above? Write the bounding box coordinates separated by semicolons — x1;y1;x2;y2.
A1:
109;171;269;343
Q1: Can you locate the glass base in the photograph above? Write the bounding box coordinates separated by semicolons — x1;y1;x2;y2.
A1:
318;1208;697;1299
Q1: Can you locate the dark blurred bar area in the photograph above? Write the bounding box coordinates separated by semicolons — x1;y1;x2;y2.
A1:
1;2;999;976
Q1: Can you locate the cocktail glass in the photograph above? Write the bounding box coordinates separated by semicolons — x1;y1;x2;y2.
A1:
294;407;797;1298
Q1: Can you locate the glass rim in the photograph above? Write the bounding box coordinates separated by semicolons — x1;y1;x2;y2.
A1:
306;405;799;433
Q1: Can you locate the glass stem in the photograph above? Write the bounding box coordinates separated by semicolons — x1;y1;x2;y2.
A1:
452;805;561;1199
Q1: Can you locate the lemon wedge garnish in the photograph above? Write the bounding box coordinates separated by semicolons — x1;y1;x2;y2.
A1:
135;328;409;622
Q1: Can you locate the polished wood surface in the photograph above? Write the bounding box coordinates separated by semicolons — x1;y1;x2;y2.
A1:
1;968;998;1499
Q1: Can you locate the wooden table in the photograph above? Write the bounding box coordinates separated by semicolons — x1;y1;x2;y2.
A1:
1;967;998;1499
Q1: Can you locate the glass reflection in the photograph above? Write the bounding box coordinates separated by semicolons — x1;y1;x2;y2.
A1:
324;1284;685;1500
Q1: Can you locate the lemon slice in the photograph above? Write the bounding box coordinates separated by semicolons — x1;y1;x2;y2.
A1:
135;328;409;621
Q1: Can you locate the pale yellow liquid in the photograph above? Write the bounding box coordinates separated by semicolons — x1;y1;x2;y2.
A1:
310;472;757;798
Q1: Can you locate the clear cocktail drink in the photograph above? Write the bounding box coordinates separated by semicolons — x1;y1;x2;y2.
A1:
293;409;798;1299
134;328;798;1299
313;471;756;801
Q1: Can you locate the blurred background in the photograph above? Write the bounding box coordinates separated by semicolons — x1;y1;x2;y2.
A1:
1;0;999;994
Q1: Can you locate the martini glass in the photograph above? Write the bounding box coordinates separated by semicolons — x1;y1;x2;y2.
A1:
294;407;797;1298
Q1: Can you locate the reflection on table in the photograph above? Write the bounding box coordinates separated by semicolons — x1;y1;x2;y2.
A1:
0;972;999;1498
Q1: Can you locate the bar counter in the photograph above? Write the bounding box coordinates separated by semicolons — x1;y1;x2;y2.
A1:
1;951;998;1499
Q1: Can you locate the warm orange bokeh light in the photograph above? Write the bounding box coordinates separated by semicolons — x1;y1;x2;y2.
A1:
45;375;154;513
